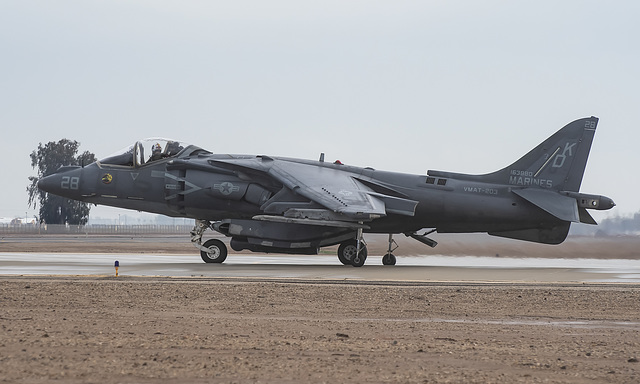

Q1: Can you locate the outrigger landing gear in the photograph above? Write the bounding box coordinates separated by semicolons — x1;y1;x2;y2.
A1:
191;219;228;263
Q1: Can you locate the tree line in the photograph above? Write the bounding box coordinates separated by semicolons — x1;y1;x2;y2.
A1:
27;139;96;225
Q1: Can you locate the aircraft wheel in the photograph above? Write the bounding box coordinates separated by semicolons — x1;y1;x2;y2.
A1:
338;240;367;265
200;239;228;263
337;240;356;265
350;245;367;267
351;247;367;267
382;253;396;266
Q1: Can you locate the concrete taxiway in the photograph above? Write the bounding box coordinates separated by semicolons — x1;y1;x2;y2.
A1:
2;252;640;283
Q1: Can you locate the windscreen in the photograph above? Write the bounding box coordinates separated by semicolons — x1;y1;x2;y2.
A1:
99;138;205;167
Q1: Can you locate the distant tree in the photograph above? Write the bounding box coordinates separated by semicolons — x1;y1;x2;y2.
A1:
599;212;640;235
27;139;97;225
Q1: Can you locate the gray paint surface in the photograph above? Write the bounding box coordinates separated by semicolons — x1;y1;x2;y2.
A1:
37;117;615;265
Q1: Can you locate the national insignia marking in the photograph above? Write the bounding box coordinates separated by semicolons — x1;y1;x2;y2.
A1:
214;182;239;196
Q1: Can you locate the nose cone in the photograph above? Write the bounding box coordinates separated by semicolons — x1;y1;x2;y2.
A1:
37;173;60;194
37;166;83;198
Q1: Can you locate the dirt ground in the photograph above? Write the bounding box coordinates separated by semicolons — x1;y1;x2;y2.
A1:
1;278;639;384
1;235;639;383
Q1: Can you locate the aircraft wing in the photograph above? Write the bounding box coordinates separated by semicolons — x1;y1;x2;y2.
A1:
208;157;418;221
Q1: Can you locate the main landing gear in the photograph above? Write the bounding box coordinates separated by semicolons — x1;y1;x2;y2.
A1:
337;238;368;267
192;219;436;267
337;232;398;267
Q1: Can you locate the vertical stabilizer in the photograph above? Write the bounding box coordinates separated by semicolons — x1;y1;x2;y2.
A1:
499;116;597;192
428;116;598;192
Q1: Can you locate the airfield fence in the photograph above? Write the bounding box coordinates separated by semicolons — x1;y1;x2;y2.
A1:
0;224;194;235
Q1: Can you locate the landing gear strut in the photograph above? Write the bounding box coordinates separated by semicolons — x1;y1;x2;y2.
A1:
352;226;367;267
337;226;368;267
382;234;397;266
337;238;368;266
338;232;401;267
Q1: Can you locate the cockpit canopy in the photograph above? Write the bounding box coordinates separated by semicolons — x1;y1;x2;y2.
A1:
99;138;209;167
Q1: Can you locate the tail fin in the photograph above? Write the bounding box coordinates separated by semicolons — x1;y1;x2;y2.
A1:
429;116;598;192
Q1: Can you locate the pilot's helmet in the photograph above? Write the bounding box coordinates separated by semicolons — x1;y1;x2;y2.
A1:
153;143;161;152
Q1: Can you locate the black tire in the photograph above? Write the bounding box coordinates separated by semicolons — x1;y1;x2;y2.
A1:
338;239;366;265
351;249;367;267
382;253;397;266
338;240;355;265
351;245;367;267
200;239;228;263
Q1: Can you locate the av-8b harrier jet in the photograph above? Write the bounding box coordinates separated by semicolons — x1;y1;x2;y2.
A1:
38;117;615;266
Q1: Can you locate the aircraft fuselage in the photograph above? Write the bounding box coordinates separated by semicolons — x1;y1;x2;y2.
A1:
37;117;615;265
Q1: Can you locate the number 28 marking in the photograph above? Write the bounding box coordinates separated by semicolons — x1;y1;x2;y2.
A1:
61;176;80;190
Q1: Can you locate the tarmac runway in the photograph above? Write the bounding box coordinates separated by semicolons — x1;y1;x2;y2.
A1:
2;240;640;383
2;252;640;283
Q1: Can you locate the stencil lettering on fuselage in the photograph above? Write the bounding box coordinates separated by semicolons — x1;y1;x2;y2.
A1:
552;142;576;168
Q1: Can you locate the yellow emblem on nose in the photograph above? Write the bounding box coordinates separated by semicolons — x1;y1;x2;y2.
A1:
102;173;113;184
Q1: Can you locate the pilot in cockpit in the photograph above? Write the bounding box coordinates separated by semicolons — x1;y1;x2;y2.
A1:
165;141;183;156
149;143;163;162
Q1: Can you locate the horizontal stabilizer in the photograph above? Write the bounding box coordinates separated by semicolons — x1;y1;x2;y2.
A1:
512;188;579;222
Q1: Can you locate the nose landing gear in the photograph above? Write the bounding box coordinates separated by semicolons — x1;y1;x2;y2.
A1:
200;239;228;263
191;219;229;263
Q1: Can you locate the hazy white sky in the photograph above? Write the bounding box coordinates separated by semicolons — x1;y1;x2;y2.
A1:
2;1;638;222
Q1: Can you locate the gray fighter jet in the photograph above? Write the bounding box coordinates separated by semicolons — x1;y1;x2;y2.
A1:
38;117;615;266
